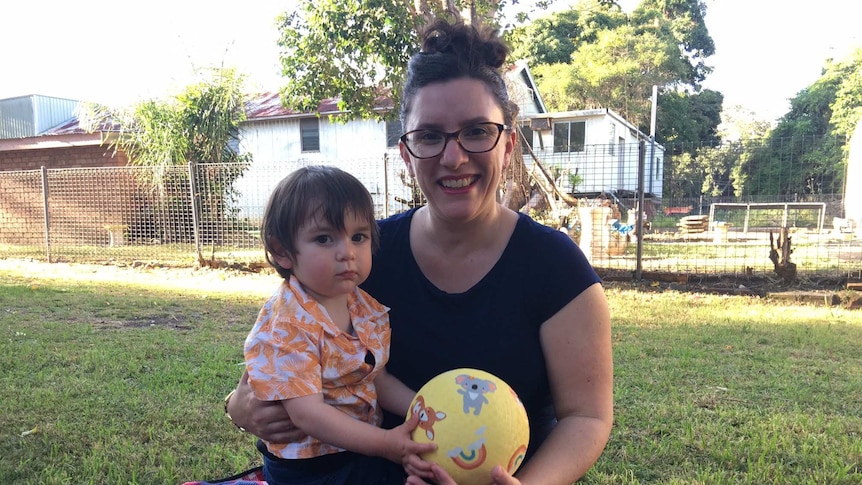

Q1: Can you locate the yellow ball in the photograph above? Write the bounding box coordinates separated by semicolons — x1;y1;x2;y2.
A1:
407;368;530;485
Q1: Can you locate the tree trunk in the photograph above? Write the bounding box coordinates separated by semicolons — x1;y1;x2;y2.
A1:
769;227;797;283
501;149;529;211
522;140;579;208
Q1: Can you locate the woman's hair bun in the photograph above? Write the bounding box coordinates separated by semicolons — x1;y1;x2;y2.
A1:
420;18;508;71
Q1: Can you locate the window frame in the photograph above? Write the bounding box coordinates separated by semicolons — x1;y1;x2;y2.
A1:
553;120;586;153
519;123;534;154
300;117;320;152
385;118;402;148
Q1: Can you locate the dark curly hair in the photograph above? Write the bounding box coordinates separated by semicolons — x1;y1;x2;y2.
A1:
400;18;518;128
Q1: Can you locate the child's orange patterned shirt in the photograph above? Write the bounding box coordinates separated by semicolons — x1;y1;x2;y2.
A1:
244;275;391;459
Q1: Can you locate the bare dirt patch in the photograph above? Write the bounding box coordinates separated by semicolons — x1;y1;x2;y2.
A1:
94;314;193;331
0;258;280;299
3;258;859;309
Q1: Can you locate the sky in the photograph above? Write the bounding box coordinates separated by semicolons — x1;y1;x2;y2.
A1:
1;0;860;123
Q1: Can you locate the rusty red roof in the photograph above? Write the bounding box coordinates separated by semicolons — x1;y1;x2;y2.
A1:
244;91;395;120
42;116;121;136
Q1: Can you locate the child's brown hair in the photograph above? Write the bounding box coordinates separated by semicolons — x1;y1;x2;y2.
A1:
261;165;380;279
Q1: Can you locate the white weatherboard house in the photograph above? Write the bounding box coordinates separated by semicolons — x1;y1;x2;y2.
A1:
234;61;663;220
519;108;664;198
234;93;409;219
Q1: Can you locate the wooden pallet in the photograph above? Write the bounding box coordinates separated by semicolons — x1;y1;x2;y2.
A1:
677;214;709;234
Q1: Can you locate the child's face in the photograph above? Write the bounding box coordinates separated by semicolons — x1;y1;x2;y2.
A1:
273;211;373;305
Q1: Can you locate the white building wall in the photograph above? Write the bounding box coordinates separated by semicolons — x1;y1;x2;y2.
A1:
234;117;414;220
523;110;663;198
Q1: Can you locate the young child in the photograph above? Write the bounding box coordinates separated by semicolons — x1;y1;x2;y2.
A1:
244;166;434;484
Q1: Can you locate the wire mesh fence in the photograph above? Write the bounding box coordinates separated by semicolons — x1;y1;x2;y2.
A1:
1;140;860;280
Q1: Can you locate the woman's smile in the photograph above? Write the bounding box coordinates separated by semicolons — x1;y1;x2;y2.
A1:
439;175;479;190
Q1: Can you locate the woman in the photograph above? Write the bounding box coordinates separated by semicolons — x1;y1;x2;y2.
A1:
227;18;613;485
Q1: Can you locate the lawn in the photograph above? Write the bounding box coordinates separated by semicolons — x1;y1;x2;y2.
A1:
1;260;860;484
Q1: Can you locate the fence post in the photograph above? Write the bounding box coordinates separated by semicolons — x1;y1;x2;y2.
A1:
40;166;52;263
636;142;646;280
383;153;390;218
188;161;202;262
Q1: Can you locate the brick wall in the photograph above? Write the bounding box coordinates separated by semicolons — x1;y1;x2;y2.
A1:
0;171;44;245
0;144;128;171
0;145;137;246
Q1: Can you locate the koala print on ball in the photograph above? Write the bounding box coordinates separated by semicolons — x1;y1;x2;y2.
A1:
456;373;497;415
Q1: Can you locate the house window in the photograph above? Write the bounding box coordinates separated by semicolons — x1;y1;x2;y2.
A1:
553;121;585;153
519;123;534;153
608;122;616;155
300;118;320;152
385;118;402;147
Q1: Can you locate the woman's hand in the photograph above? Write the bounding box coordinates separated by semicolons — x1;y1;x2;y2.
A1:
227;370;305;443
405;464;522;485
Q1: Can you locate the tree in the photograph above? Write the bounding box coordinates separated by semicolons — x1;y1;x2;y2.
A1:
84;67;250;173
81;68;252;250
635;0;715;86
505;6;625;65
827;47;862;140
277;0;418;122
740;50;862;197
277;0;558;122
656;89;722;146
510;0;716;134
718;105;772;197
533;21;688;129
695;144;736;197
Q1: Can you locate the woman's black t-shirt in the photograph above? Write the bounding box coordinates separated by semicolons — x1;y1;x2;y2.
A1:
361;208;601;455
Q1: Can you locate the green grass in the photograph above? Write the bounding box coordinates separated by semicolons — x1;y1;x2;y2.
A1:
1;264;861;484
0;268;264;484
591;288;862;484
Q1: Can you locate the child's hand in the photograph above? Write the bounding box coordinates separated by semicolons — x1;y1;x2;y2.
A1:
382;412;436;479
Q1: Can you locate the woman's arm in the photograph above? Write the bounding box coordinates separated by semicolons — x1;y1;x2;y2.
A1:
516;283;614;485
225;370;302;443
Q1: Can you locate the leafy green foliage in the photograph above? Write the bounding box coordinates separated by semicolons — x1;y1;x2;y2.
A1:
511;0;715;133
506;6;625;65
277;0;418;122
635;0;715;85
737;49;862;196
656;89;722;146
826;48;862;139
82;68;250;171
177;70;251;167
534;21;688;129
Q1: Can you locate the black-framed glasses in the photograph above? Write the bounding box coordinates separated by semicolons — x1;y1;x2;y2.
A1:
400;122;510;159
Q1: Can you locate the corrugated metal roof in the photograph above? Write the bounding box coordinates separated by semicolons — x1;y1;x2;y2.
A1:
44;117;85;135
0;94;80;139
243;91;322;119
42;115;120;136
